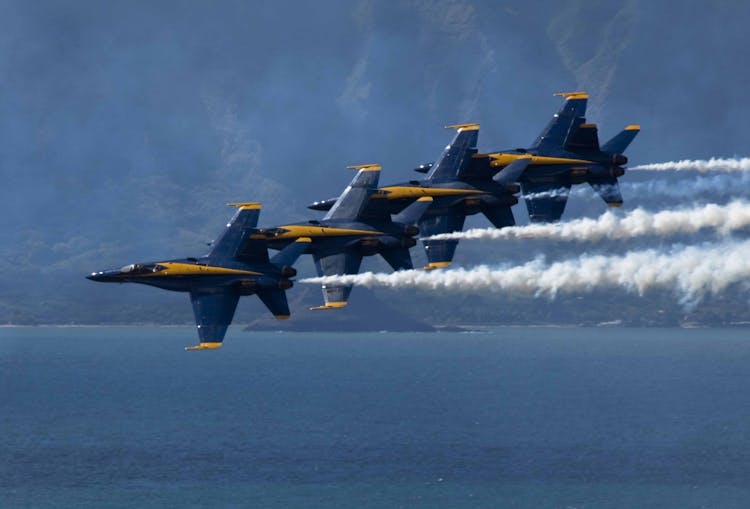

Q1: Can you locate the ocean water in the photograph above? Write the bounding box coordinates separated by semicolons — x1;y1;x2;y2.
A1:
2;327;750;508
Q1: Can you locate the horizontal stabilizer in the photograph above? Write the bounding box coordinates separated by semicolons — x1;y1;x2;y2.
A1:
601;125;640;154
270;237;311;266
392;196;433;225
323;165;381;221
493;157;531;184
589;178;624;207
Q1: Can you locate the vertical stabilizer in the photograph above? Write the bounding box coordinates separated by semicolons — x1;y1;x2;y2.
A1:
529;92;588;153
426;124;479;181
323;164;381;221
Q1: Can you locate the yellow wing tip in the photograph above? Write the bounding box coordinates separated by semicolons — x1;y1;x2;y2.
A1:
416;196;433;202
274;314;290;320
296;237;313;243
185;342;223;351
625;125;641;131
310;301;348;311
346;164;381;172
553;91;588;99
424;261;451;270
445;123;479;131
608;202;624;208
227;202;262;210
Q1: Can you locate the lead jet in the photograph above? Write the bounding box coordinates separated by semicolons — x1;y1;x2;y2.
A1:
261;164;432;309
308;125;531;269
87;203;310;350
484;92;640;222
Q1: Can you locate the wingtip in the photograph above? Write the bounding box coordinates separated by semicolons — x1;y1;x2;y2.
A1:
310;301;348;311
423;261;451;270
185;342;223;351
625;125;641;131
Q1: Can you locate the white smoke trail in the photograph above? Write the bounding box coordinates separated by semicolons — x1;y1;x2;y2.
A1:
426;200;750;242
622;172;750;200
302;239;750;305
632;157;750;172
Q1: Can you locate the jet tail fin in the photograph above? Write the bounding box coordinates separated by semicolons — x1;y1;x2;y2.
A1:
427;124;479;180
208;203;264;261
529;92;588;152
589;178;624;207
270;237;311;267
601;125;640;154
564;119;600;153
323;165;381;221
392;196;433;225
257;288;291;319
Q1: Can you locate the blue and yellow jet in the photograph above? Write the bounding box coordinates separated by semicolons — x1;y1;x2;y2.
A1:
262;164;432;309
485;92;640;222
87;203;309;350
308;126;530;269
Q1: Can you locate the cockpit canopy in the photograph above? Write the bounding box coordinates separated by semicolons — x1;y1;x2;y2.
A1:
120;263;166;275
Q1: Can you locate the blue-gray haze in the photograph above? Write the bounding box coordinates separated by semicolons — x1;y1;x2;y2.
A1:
2;1;749;323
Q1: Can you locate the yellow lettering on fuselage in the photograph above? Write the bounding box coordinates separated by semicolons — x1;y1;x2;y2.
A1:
487;153;592;168
149;262;262;277
376;186;485;200
272;225;382;240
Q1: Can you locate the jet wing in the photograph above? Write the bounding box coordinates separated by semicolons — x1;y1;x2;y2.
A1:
186;289;241;350
419;213;466;269
529;92;588;153
323;165;381;221
256;288;291;319
521;182;571;223
589;178;624;207
427;124;479;181
310;250;364;310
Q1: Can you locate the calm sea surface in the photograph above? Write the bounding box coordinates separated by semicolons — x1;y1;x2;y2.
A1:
2;327;750;508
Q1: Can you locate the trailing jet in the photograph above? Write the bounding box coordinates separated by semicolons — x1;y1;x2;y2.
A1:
87;203;309;350
261;164;432;309
485;91;639;222
308;125;531;269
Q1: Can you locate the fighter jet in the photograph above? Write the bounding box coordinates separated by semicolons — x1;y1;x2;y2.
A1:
87;203;309;350
308;126;531;269
261;164;432;309
485;92;639;222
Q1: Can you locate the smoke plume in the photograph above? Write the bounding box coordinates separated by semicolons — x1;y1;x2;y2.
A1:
426;200;750;241
302;239;750;305
632;157;750;172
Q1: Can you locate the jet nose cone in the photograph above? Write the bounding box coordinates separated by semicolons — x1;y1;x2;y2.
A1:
86;271;104;281
87;270;119;282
